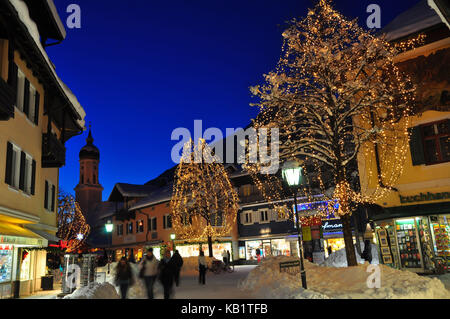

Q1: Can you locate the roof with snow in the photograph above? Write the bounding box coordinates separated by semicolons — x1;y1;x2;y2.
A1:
2;0;86;132
381;0;445;41
129;184;174;211
108;183;158;202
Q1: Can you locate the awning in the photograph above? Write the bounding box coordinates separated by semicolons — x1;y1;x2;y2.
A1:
25;227;60;244
0;222;47;247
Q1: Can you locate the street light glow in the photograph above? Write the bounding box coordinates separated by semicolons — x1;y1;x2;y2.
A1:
105;221;114;233
282;160;302;187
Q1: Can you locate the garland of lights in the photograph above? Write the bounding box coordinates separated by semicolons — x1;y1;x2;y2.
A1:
57;192;90;253
170;139;239;243
243;0;420;225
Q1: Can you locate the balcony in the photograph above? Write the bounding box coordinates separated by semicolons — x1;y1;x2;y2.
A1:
42;132;66;167
0;77;15;120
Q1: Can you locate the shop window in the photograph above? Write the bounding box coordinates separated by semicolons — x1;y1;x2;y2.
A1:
0;245;13;283
410;120;450;165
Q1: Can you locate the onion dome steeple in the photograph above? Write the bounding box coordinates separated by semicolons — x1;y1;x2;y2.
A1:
79;126;100;160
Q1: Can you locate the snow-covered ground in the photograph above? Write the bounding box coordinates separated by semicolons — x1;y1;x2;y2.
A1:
239;255;450;299
321;242;379;267
62;261;256;299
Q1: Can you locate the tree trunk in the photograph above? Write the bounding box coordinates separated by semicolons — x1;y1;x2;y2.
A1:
341;214;358;266
207;236;213;257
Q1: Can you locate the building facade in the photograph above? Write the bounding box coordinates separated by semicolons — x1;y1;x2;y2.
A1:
358;1;450;273
0;0;86;298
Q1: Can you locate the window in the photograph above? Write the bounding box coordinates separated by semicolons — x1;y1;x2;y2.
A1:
148;217;157;231
260;210;269;223
410;120;450;165
126;222;133;234
210;212;223;226
117;224;124;236
242;211;253;225
422;120;450;164
5;142;36;195
16;69;25;112
14;69;39;125
241;185;252;197
180;214;191;226
136;220;144;233
44;181;56;212
163;215;172;229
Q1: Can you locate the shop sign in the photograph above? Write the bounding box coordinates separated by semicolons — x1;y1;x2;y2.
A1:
279;260;301;275
322;219;343;232
0;235;43;246
399;192;450;204
302;226;312;241
0;245;12;250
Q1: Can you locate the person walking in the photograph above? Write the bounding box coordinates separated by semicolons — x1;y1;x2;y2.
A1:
198;251;207;285
158;250;176;299
114;257;134;299
139;248;159;299
327;246;332;256
171;250;184;287
222;249;228;266
227;250;231;266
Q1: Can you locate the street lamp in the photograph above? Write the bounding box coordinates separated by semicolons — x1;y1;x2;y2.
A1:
105;220;114;233
282;160;307;289
170;233;176;251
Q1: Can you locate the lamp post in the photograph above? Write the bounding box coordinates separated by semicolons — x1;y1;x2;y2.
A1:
282;160;307;289
105;221;113;269
170;233;176;251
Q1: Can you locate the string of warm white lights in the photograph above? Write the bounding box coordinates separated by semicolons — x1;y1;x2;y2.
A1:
170;139;239;243
244;0;419;225
57;192;90;253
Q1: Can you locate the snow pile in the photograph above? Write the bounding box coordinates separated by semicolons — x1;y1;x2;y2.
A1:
63;282;119;299
181;256;220;275
321;243;379;268
239;255;450;299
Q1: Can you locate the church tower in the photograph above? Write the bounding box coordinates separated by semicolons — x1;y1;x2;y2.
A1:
74;127;103;223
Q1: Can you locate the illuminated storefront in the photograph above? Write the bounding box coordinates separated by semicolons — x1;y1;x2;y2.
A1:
176;241;233;261
240;237;296;261
375;214;450;273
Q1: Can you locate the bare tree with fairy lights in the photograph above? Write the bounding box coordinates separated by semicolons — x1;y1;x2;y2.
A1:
170;139;239;257
248;0;418;266
57;191;90;253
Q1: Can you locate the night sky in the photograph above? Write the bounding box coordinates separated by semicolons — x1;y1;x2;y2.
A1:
49;0;421;200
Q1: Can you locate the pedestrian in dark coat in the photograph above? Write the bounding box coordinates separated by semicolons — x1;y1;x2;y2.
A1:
115;257;134;299
198;251;207;285
171;250;184;287
158;250;176;299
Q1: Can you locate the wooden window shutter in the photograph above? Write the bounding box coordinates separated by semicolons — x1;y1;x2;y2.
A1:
8;62;18;101
44;181;49;209
409;126;425;165
34;91;40;125
163;216;166;229
19;151;26;191
5;142;13;185
152;217;157;230
51;184;56;211
30;159;36;195
23;79;30;116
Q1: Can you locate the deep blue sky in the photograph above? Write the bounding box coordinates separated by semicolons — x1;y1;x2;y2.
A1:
50;0;421;200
